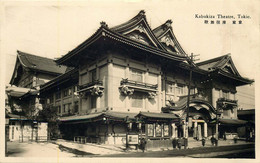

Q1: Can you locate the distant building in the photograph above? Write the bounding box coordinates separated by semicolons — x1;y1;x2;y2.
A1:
6;51;67;141
236;84;255;110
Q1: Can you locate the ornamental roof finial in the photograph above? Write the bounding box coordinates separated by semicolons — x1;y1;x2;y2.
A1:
138;10;145;16
165;19;173;26
100;21;108;28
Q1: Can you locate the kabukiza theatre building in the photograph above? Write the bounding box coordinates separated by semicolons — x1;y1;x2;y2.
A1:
38;10;253;149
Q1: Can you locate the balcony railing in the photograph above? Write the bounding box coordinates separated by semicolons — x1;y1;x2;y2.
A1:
217;97;237;109
120;78;158;90
79;80;103;90
217;97;237;104
78;80;104;97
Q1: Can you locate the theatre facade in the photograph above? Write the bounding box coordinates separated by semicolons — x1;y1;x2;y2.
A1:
38;10;253;147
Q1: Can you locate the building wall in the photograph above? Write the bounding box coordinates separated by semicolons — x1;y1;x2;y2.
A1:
236;84;255;109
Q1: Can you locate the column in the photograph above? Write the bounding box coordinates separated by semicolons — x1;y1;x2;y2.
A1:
125;64;130;110
204;122;208;138
171;123;176;138
107;57;113;108
96;97;101;108
158;74;162;111
194;120;197;139
198;125;202;140
162;77;166;106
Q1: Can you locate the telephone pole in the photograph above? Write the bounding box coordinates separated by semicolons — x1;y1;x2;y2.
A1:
185;53;199;140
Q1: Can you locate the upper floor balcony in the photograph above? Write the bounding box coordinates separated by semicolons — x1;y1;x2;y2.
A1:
119;78;158;98
217;97;237;110
78;80;104;97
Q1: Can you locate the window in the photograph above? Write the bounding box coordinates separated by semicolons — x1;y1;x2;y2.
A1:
130;69;143;82
55;92;61;100
57;106;61;114
190;88;194;95
155;123;162;137
163;124;169;137
131;92;143;108
68;88;72;96
222;91;229;99
63;104;66;113
91;70;97;82
91;96;97;108
166;82;175;94
68;103;71;114
46;98;50;104
74;101;79;113
63;89;68;97
147;124;154;137
176;84;185;96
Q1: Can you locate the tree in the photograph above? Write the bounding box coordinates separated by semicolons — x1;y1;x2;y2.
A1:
37;105;60;140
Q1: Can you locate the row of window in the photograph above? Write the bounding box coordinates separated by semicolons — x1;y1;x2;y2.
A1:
147;123;170;137
46;86;78;104
57;101;79;114
216;89;236;100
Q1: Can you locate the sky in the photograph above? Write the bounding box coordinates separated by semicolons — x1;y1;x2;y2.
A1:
1;0;260;85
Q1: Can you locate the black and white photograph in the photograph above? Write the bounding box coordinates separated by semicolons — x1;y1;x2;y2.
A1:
0;0;259;162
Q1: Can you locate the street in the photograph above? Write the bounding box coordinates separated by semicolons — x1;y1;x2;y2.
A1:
100;144;254;158
6;140;254;158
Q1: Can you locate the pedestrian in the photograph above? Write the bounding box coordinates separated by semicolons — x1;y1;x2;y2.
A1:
202;138;206;146
140;138;147;152
172;138;177;149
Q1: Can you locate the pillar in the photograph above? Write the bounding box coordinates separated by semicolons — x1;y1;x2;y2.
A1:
194;120;197;139
204;122;208;138
171;123;176;138
107;57;113;107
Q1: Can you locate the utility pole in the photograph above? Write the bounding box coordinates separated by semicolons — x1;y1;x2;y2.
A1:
185;53;199;140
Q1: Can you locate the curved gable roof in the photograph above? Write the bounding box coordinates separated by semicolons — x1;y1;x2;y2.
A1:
111;10;166;50
153;20;186;55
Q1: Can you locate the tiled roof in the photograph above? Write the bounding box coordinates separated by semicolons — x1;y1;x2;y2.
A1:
137;111;179;119
152;20;186;55
196;54;230;71
17;50;67;74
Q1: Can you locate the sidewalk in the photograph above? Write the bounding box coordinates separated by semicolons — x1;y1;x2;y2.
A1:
53;138;254;155
53;139;126;155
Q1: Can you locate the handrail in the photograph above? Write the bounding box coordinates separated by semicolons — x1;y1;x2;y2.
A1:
121;78;158;89
79;80;103;90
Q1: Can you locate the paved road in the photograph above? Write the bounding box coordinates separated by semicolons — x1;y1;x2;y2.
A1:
98;144;255;158
6;141;254;158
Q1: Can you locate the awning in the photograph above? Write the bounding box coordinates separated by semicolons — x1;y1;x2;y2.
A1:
59;111;138;123
6;86;37;98
59;112;103;122
211;118;247;125
6;113;29;121
136;112;179;121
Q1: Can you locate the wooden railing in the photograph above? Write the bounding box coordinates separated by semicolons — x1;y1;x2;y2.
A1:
120;78;158;90
79;80;103;90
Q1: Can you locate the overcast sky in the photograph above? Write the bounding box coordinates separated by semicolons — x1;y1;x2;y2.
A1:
1;0;259;85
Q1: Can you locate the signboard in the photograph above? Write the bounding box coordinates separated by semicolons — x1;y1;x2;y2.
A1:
126;134;139;145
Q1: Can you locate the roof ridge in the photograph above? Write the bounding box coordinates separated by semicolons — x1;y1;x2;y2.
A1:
196;53;231;66
17;50;55;60
110;10;146;30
